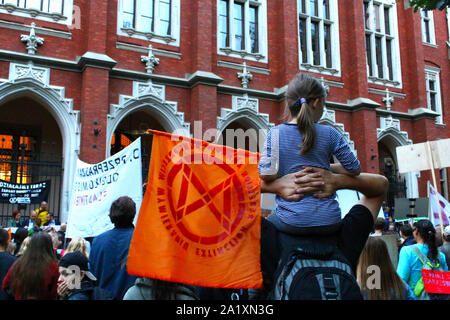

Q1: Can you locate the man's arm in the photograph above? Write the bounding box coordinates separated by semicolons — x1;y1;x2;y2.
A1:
294;168;388;222
260;170;323;202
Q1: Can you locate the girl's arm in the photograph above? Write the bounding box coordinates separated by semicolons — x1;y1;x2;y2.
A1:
260;174;278;182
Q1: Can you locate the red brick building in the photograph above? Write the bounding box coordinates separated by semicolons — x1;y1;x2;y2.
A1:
0;0;448;223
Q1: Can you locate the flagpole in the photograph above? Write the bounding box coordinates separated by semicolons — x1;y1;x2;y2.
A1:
426;142;444;232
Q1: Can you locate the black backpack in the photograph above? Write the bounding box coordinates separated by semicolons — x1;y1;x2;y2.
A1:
268;233;362;300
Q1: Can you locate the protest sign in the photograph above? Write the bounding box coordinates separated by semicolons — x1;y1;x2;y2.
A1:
422;270;450;294
0;179;51;204
396;139;450;231
66;138;143;239
428;183;450;227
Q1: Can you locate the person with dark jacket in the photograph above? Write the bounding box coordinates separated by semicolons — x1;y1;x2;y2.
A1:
398;224;416;254
89;196;137;299
0;229;16;300
57;251;109;300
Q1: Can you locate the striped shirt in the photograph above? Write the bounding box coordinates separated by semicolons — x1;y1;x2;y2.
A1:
259;123;360;228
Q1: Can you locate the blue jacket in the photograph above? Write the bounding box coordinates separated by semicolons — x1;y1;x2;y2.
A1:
89;227;137;299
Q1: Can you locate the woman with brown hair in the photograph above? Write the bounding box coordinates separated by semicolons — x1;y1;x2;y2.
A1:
2;232;59;300
357;237;415;300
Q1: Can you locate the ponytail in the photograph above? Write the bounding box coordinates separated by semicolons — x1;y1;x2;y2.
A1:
424;231;439;263
415;220;439;263
285;73;326;155
297;101;316;155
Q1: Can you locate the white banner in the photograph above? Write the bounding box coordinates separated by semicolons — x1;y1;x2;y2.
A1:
428;182;450;227
66;138;143;238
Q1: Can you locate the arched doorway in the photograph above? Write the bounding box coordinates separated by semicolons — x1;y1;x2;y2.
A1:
378;136;407;216
110;109;167;185
0;96;63;225
219;118;260;153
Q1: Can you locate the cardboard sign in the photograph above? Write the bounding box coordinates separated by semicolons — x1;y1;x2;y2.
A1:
422;270;450;294
396;139;450;174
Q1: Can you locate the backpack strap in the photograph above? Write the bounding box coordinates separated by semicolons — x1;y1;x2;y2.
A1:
411;246;440;270
410;245;440;298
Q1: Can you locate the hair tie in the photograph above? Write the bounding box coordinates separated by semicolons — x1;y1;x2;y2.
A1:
292;97;307;109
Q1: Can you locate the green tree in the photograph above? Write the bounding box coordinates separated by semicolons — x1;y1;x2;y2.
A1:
406;0;449;11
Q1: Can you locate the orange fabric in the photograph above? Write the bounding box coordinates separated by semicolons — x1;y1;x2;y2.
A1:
127;130;262;289
8;228;11;241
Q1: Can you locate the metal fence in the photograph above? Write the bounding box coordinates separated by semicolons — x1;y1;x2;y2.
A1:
0;158;62;228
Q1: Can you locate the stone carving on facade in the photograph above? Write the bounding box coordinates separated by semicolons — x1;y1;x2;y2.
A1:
141;45;160;74
237;62;253;89
21;23;44;55
377;115;412;145
382;88;394;111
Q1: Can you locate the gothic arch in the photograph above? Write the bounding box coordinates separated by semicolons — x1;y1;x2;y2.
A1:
107;81;191;157
0;65;80;223
377;120;418;198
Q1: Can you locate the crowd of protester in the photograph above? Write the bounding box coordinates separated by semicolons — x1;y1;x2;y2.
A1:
1;195;449;300
1;74;449;301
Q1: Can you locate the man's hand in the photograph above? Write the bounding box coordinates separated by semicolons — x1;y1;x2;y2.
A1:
294;167;335;198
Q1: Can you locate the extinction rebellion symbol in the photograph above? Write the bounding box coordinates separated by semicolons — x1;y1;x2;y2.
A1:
156;151;259;258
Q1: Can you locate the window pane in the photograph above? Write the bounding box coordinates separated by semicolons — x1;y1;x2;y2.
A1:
311;21;320;65
429;79;435;91
366;34;373;76
324;23;332;68
3;0;18;5
136;0;154;32
363;2;370;29
219;0;229;48
384;8;390;35
26;0;42;10
430;91;436;112
299;18;307;63
386;39;393;80
46;0;62;14
249;6;258;53
323;0;330;19
424;20;431;43
373;4;381;32
298;0;306;13
123;0;135;28
140;0;154;19
159;0;171;35
233;3;244;50
310;0;318;16
375;36;383;78
123;0;135;13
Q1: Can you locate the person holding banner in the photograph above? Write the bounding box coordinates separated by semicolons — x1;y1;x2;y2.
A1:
397;220;448;300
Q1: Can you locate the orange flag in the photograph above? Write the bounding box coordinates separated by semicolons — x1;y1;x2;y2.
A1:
8;228;11;241
127;130;262;289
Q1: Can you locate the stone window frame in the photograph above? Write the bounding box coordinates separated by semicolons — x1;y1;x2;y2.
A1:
216;0;268;63
424;66;443;125
420;8;436;45
297;0;341;77
364;0;402;88
117;0;181;47
0;0;73;25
